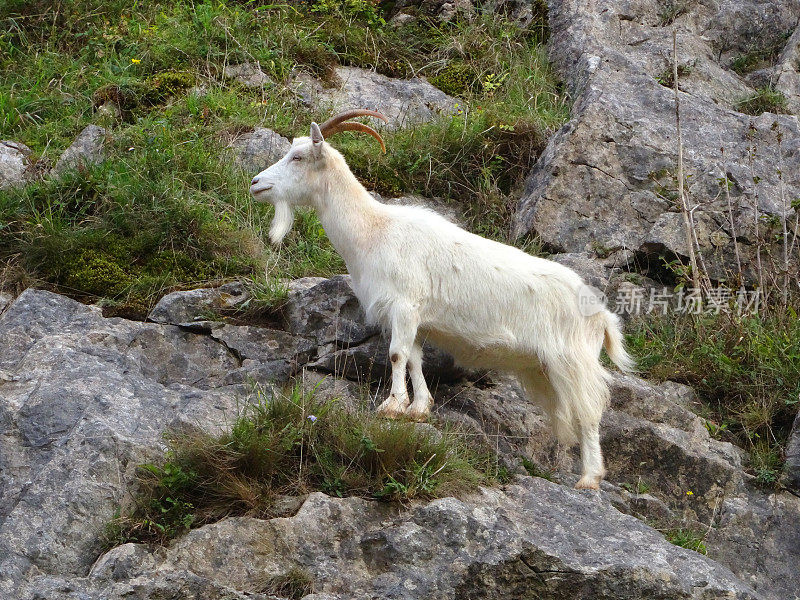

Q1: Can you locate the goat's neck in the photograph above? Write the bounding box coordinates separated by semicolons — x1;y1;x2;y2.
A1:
313;168;386;272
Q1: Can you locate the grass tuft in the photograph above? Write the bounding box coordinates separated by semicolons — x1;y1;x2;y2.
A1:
105;383;503;546
735;87;790;116
664;527;708;554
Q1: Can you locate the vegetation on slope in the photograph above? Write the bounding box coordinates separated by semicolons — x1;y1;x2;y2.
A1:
628;311;800;487
0;0;567;316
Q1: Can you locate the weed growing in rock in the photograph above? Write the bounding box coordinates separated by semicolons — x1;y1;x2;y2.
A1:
735;87;790;116
730;31;793;76
664;527;708;555
106;383;503;546
257;567;315;600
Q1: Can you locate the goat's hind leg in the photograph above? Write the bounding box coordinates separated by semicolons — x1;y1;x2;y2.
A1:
376;304;418;418
405;341;434;421
574;419;605;490
547;361;609;491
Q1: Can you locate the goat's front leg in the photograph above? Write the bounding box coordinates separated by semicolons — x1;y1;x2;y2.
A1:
376;305;418;418
405;341;434;421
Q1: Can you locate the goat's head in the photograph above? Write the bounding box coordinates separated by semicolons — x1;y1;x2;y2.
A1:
250;109;388;244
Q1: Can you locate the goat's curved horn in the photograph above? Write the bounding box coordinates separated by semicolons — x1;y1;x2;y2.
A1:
323;122;386;153
319;109;388;134
318;109;389;153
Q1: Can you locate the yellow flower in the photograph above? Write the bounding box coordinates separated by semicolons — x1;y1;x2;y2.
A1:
686;490;694;496
131;58;141;64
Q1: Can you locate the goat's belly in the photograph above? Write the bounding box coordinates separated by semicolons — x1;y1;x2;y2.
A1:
420;328;527;371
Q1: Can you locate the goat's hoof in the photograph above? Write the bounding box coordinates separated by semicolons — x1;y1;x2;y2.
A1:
574;475;601;491
376;396;409;419
404;397;433;422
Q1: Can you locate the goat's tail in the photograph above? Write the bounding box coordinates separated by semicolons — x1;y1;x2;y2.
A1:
601;310;635;373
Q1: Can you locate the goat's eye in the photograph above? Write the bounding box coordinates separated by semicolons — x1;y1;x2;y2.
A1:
292;155;303;161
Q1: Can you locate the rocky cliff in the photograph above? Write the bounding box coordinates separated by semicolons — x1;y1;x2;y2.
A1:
1;281;798;599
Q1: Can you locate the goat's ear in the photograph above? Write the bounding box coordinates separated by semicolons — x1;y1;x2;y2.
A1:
310;122;324;158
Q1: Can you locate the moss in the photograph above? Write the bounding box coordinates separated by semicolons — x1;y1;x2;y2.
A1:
430;61;479;97
62;249;133;297
92;71;195;119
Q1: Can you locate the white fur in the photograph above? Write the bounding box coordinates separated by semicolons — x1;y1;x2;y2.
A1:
250;125;635;490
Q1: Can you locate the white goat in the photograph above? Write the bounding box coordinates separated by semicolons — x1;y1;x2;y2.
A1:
250;110;634;489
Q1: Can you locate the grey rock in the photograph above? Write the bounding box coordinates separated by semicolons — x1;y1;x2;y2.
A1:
774;24;800;114
786;410;800;492
293;66;457;129
0;289;314;599
52;125;107;175
230;127;292;174
223;62;275;88
285;275;378;346
0;141;31;190
705;489;800;600
2;283;799;599
28;480;761;599
512;0;800;283
148;281;250;324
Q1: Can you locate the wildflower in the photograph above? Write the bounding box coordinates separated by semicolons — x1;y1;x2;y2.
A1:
307;415;317;423
131;58;141;64
686;490;694;496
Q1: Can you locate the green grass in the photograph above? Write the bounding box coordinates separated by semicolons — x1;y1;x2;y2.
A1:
0;0;567;313
627;311;800;486
105;383;503;546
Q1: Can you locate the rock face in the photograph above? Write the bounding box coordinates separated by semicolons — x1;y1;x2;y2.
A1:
223;62;275;88
786;410;800;491
230;127;293;174
36;482;761;600
293;66;458;128
2;282;800;599
512;0;800;282
0;141;31;189
52;125;108;175
148;281;250;325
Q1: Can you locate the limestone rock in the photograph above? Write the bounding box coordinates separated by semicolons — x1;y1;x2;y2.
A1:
512;0;800;283
2;283;799;599
786;410;800;492
293;66;458;129
52;125;108;175
24;481;762;599
229;127;292;174
0;141;31;190
147;281;250;325
222;62;275;88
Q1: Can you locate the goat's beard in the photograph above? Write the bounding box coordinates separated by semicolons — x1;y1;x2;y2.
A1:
269;200;294;245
